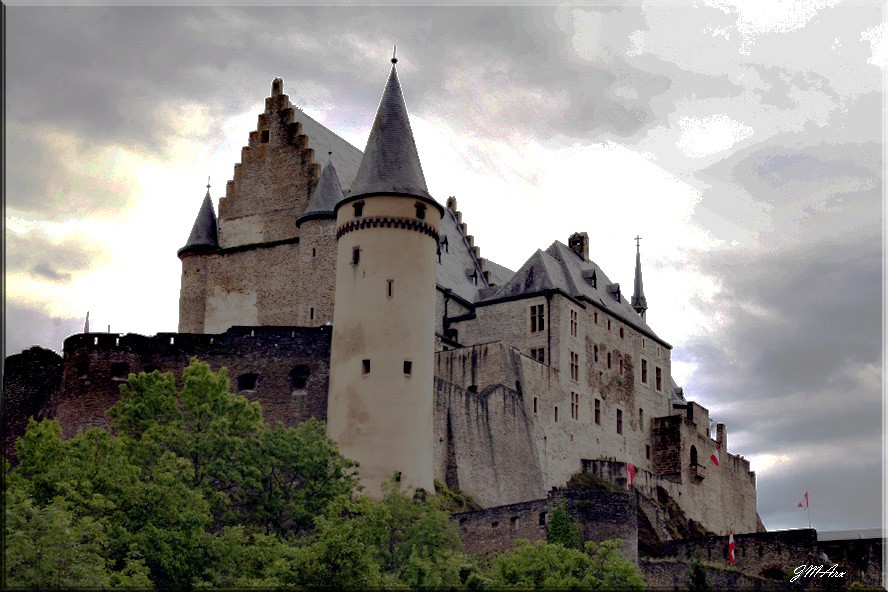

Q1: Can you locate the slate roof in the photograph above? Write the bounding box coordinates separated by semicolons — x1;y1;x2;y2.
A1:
178;188;219;256
296;160;344;227
479;240;670;347
435;207;512;303
347;64;438;206
286;106;363;195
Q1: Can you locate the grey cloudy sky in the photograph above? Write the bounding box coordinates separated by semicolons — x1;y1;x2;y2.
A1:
4;3;884;532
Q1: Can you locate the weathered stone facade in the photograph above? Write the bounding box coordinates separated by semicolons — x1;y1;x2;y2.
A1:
7;68;765;541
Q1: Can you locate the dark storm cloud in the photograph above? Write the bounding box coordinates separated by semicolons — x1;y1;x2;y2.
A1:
6;232;104;282
3;302;83;357
675;234;882;530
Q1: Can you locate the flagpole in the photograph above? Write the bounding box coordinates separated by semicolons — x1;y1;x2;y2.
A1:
807;496;811;529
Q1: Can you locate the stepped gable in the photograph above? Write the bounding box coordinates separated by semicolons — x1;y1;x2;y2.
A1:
178;185;219;256
296;159;344;226
435;196;513;303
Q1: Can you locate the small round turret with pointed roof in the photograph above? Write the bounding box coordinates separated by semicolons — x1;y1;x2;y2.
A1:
178;179;219;258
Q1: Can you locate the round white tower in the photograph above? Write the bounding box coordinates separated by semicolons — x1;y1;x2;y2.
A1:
327;53;443;497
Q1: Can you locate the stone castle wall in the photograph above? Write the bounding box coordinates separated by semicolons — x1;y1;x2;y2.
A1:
453;489;637;560
54;327;331;439
3;347;63;460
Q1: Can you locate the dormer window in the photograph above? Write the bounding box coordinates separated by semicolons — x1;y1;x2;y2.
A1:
353;201;364;217
440;236;449;253
607;283;621;302
415;203;426;220
583;269;597;288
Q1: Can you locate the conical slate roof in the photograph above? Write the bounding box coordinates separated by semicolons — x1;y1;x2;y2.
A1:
178;188;219;257
296;159;344;227
347;61;437;205
631;243;647;314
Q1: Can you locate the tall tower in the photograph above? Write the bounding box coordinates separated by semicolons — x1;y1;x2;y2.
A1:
326;52;443;497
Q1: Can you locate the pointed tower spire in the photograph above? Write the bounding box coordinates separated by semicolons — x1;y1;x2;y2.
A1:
177;180;219;257
631;235;648;319
347;51;437;205
297;152;344;227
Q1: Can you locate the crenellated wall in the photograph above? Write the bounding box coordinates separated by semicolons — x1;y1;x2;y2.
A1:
54;327;331;439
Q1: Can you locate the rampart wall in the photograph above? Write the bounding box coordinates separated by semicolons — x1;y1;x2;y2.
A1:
453;489;637;560
55;326;331;439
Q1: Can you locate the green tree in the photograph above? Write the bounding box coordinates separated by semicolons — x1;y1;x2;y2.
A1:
489;538;646;590
547;501;583;550
687;553;712;592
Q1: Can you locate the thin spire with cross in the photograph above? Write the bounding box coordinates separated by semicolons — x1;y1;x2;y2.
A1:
634;235;642;249
206;176;211;195
391;45;397;64
631;235;647;318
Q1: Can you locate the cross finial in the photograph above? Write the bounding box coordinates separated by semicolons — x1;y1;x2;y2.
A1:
634;235;642;249
391;45;398;64
206;176;211;192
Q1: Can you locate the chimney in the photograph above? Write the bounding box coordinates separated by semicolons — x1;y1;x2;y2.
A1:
568;232;589;261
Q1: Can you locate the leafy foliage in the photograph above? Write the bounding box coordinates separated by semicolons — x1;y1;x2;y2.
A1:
488;538;646;590
687;552;713;592
5;359;649;590
547;501;583;550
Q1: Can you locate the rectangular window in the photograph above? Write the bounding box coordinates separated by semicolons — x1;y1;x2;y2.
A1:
312;247;316;257
607;319;612;331
530;347;545;363
641;359;648;384
571;392;579;420
656;367;662;391
554;406;559;422
260;129;270;143
362;359;371;375
530;304;545;332
594;345;599;363
570;309;578;338
639;408;644;430
310;307;315;320
607;352;612;369
619;358;624;375
353;202;364;217
646;445;651;460
403;360;412;375
594;311;598;324
617;409;623;434
352;247;361;265
594;399;601;425
533;397;538;414
387;279;394;298
570;351;579;382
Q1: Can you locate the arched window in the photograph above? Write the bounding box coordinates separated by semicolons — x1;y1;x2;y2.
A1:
690;445;698;466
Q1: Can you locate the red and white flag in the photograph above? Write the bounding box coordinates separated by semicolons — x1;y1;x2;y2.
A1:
626;460;637;489
727;530;735;564
797;491;809;509
710;448;720;467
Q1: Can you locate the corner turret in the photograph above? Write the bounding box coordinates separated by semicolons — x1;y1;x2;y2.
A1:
178;180;219;257
296;155;344;227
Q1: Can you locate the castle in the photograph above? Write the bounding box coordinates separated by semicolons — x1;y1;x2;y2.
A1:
5;56;762;537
